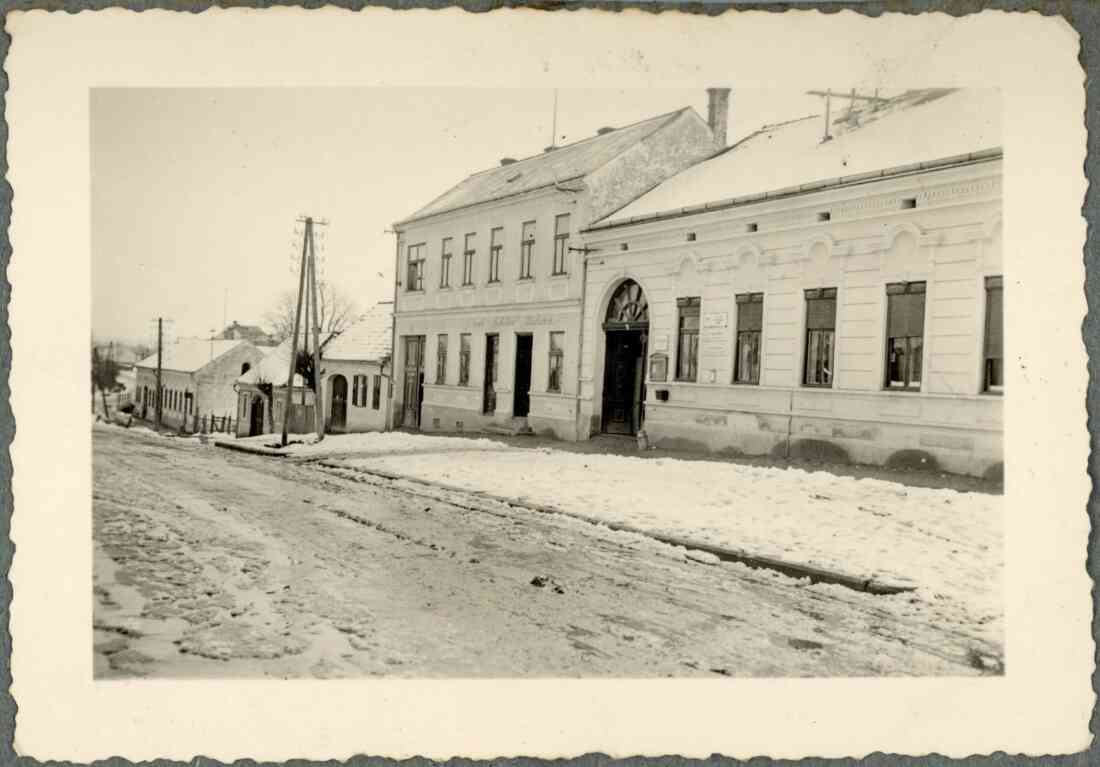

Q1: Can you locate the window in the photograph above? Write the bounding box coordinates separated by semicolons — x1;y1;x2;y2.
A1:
548;331;564;392
803;288;837;387
552;213;570;275
885;281;926;390
462;233;476;286
520;221;536;279
984;276;1003;393
734;293;763;384
675;297;701;382
440;237;453;288
371;375;381;410
488;227;503;283
406;243;425;292
436;333;448;385
459;333;471;386
353;375;369;407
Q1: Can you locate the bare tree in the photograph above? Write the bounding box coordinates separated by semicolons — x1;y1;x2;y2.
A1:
264;281;359;345
91;345;120;420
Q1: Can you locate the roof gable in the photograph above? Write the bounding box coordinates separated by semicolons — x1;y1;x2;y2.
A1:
397;109;695;225
323;302;394;362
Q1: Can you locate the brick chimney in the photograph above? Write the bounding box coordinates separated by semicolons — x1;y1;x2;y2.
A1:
706;87;731;149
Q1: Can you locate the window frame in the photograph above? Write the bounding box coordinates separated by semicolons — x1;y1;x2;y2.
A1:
462;233;476;286
983;275;1004;394
458;333;472;386
520;220;536;280
405;242;426;292
547;331;564;393
675;296;701;383
552;213;570;276
802;287;837;388
733;292;763;385
883;281;927;392
488;227;503;283
440;237;453;288
436;333;448;385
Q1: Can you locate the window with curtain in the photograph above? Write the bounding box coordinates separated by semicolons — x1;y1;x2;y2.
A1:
734;293;763;384
436;334;448;385
984;276;1003;392
676;297;701;382
885;281;926;390
459;333;471;386
803;287;837;387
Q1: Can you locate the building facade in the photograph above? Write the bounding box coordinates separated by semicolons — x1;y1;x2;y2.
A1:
234;341;316;437
135;339;264;431
391;98;725;440
319;301;394;434
578;89;1004;477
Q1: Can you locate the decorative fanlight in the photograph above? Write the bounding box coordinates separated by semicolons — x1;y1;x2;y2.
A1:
606;280;649;325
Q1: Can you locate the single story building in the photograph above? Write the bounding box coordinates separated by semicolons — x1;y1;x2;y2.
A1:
319;301;394;434
234;340;316;438
135;339;265;431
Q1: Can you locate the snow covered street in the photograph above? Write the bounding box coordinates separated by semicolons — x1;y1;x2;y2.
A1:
93;424;1002;677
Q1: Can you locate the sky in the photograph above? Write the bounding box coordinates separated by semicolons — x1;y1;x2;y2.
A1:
91;87;823;346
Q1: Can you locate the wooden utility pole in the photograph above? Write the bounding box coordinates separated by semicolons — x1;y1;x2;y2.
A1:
155;317;163;429
308;222;325;441
281;219;310;447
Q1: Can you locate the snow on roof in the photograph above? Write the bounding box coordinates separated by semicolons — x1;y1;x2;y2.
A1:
323;301;393;362
237;339;308;388
136;339;248;373
397;109;696;225
597;88;1001;227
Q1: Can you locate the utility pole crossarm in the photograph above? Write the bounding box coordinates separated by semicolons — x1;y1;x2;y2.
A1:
805;90;889;103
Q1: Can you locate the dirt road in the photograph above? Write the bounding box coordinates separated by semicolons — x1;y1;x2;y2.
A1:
92;425;997;678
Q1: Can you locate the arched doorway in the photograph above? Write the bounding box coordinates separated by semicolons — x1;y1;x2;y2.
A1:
330;375;348;433
248;395;265;437
601;279;649;435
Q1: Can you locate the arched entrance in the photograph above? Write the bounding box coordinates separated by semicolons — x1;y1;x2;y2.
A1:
248;395;265;437
330;375;348;433
601;279;649;435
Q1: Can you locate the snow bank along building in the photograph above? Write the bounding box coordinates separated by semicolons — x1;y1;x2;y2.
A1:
319;301;394;434
580;89;1003;477
391;91;730;438
135;339;264;430
234;340;316;438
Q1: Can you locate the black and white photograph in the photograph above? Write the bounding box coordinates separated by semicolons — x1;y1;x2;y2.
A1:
7;7;1091;762
89;84;1004;679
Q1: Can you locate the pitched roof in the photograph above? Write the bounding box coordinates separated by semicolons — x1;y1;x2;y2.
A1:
136;339;248;374
237;339;308;388
322;301;393;362
596;88;1001;228
397;108;699;225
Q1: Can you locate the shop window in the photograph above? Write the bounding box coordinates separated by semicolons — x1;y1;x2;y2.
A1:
548;331;564;393
803;287;837;387
984;276;1003;393
734;293;763;384
885;281;926;391
437;334;448;385
676;297;701;382
459;333;471;386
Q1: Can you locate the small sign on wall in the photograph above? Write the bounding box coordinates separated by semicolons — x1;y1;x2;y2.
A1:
652;334;669;352
649;352;668;383
703;312;729;329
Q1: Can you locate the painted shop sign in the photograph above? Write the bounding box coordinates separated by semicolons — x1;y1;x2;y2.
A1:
404;312;561;333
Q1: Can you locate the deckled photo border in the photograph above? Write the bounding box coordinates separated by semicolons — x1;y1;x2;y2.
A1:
2;2;1097;765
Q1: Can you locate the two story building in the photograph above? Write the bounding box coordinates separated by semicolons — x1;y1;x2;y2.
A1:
579;88;1003;477
391;91;729;439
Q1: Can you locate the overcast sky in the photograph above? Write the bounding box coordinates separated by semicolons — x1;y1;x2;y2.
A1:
91;88;822;345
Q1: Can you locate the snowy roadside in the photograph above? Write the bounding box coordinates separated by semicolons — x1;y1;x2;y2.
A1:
235;431;1003;651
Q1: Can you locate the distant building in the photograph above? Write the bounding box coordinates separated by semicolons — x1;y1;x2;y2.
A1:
579;88;1003;477
135;339;264;430
392;91;727;438
217;321;275;347
234;340;315;438
319;301;393;434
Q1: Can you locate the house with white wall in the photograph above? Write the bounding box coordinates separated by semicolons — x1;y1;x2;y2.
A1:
234;340;316;437
319;301;393;434
391;91;728;439
578;88;1003;477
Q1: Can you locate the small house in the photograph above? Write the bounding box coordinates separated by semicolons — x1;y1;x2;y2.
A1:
319;301;394;434
235;340;316;438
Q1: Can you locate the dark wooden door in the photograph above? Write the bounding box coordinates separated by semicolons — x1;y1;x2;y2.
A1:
330;375;348;432
602;330;646;435
513;334;533;417
483;334;499;414
402;336;425;428
249;396;265;436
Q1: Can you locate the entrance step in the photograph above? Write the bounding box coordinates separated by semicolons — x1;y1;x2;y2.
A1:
484;417;534;437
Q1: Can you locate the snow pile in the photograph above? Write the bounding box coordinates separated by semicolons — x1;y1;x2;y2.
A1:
331;438;1002;647
235;430;513;457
